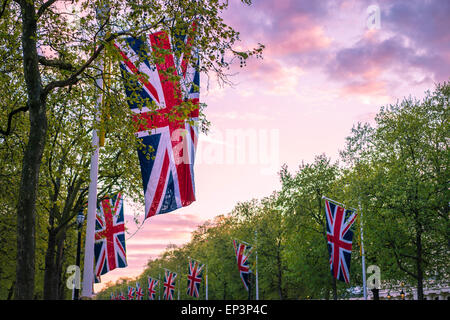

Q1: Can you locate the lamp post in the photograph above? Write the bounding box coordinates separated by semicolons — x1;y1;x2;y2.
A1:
74;213;85;300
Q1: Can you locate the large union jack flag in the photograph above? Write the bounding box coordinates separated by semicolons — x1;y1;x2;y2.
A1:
115;22;199;220
186;260;204;298
324;199;358;283
163;270;177;300
147;276;159;300
233;240;253;291
94;193;127;278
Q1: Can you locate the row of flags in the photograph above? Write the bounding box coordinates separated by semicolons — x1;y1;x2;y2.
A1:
109;263;204;300
91;193;360;299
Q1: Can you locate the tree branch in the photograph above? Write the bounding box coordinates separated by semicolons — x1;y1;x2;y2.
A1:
0;0;9;20
0;106;29;136
38;55;75;71
37;0;58;18
41;16;165;97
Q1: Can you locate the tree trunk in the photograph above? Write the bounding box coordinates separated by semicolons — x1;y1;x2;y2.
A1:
276;244;283;299
416;224;424;300
7;281;15;300
43;229;58;300
15;0;46;300
55;228;67;299
331;276;337;300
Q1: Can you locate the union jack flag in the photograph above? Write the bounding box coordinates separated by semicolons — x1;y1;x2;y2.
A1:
94;193;127;278
147;276;159;300
115;21;199;220
324;199;358;283
163;270;177;300
118;291;126;300
186;260;204;298
110;292;115;300
135;282;144;300
233;240;253;291
127;286;135;300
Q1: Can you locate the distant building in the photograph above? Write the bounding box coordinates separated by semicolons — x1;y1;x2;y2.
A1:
349;282;450;300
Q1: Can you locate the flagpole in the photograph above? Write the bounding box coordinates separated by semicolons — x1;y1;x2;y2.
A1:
205;263;208;300
81;2;108;299
255;230;259;300
178;266;180;300
359;202;367;300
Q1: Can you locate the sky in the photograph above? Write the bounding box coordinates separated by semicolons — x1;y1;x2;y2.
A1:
93;0;450;291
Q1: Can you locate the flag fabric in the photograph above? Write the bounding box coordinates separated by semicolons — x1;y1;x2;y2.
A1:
186;260;204;298
135;282;144;300
94;193;127;278
324;199;358;283
115;21;199;220
127;286;135;300
147;276;159;300
118;292;126;300
233;240;253;291
163;270;177;300
110;293;115;300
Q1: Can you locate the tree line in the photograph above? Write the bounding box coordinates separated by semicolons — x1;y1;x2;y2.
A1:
95;82;449;300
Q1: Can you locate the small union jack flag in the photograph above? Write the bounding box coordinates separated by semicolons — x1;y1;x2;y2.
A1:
186;260;204;298
110;292;115;300
324;199;358;283
233;240;253;291
94;193;127;278
135;282;144;300
115;21;199;220
163;270;177;300
127;286;135;300
118;292;126;300
148;276;159;300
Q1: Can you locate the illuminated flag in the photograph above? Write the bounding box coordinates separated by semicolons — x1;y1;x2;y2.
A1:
115;21;199;220
324;199;358;283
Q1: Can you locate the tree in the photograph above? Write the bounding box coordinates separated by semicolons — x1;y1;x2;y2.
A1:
341;82;449;299
0;0;263;299
278;155;347;299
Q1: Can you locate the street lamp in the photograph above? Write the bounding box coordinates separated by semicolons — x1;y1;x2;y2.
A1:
73;213;85;300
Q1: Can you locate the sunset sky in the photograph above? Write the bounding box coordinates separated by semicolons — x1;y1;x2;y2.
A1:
94;0;449;291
